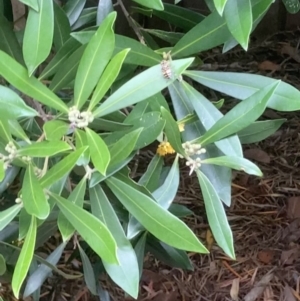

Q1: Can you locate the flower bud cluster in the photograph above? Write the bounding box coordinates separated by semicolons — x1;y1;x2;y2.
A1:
68;106;94;128
182;141;206;175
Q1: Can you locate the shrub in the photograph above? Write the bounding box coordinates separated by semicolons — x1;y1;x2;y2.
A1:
0;0;299;299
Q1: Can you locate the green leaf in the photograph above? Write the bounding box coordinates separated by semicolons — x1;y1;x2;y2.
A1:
74;12;116;109
23;242;67;298
152;3;204;31
12;215;37;298
49;44;86;92
237;119;286;144
0;166;20;196
78;243;97;295
106;176;208;253
0;254;6;276
18;141;71;157
196;170;235;259
224;0;252;50
71;7;97;30
147;238;193;270
75;129;90;166
115;35;161;67
86;128;110;175
97;0;113;25
0;119;13;142
9;120;30;143
142;29;184;45
53;1;71;51
109;128;142;166
51;193;118;264
138;155;163;192
18;0;39;11
39;147;87;189
0;51;69;113
43;120;69;141
23;0;54;75
132;0;163;10
22;165;50;219
64;0;86;26
134;232;147;278
213;0;228;15
0;15;24;65
172;11;231;58
202;156;262;176
89;49;130;110
153;157;180;209
0;161;4;182
185;70;300;111
182;81;243;157
0;204;22;231
161;107;185;154
18;208;31;240
39;37;81;80
57;177;86;241
90;185;139;298
283;0;300;13
197;81;280;146
93;58;194;118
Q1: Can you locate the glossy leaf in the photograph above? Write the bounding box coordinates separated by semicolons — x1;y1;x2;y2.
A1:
18;0;38;11
132;0;163;10
182;81;243;157
172;11;231;58
49;44;86;92
197;81;280;146
213;0;228;15
224;0;252;50
134;232;147;278
106;177;208;253
78;243;97;295
22;165;50;219
237;119;286;144
0;161;4;182
185;70;300;111
143;29;184;45
196;170;235;258
0;204;22;231
202;156;262;176
53;1;71;51
0;254;6;276
0;118;12;142
153;156;179;209
72;7;97;30
0;15;24;64
12;215;37;298
64;0;86;26
161;107;185;154
0;51;68;113
43;120;69;141
18;141;71;157
115;35;161;67
9;120;30;143
39;147;87;189
39;37;81;80
90;185;139;298
75;129;90;166
97;0;113;25
74;12;116;109
0;86;37;119
23;242;67;298
0;166;20;196
93;58;194;118
86;128;110;175
52;193;118;264
138;155;163;192
109;128;142;166
152;3;204;31
58;177;86;241
23;0;54;75
89;49;130;110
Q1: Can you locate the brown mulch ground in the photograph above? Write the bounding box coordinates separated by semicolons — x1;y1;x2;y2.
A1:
2;30;300;301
